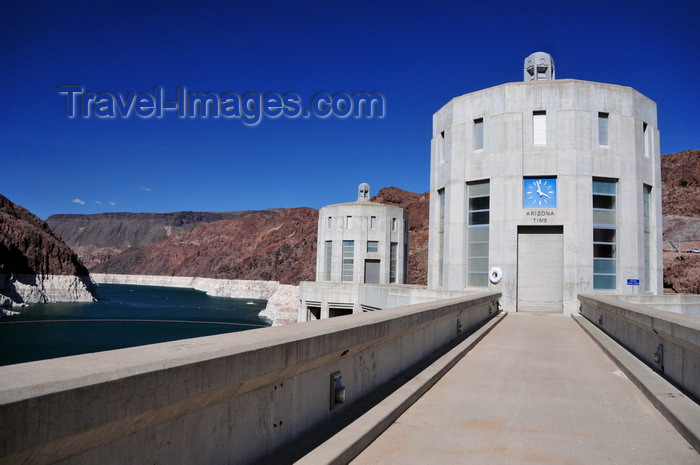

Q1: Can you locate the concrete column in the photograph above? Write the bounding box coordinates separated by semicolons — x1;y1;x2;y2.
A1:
321;299;329;319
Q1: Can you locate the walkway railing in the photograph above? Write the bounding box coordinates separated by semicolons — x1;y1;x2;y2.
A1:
578;294;699;402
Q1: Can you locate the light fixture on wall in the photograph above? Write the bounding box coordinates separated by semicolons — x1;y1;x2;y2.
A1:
330;371;346;410
489;267;502;284
654;344;664;372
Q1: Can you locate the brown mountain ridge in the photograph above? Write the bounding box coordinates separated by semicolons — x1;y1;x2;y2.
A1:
93;208;319;285
47;209;284;269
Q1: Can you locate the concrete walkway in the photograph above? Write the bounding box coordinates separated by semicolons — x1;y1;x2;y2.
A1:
351;313;699;464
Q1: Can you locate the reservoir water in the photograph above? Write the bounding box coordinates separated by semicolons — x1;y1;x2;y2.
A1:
0;283;270;366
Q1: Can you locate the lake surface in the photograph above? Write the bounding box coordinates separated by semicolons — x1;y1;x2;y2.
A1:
0;284;270;366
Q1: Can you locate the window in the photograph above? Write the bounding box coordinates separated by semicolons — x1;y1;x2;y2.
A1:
644;185;651;291
324;241;332;281
367;241;378;253
327;216;332;229
390;242;398;283
593;179;617;289
391;218;397;231
404;243;409;281
439;130;445;162
598;113;608;146
346;216;352;228
467;180;490;287
370;216;376;229
533;111;546;145
342;240;354;282
474;118;484;150
438;188;445;286
643;122;650;158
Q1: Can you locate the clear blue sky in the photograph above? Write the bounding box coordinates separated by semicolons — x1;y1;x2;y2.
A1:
2;0;698;219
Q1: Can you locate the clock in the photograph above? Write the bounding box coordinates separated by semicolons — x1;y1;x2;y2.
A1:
523;177;557;208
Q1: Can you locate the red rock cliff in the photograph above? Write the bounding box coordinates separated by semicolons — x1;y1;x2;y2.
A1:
93;208;318;285
0;194;90;276
0;194;98;305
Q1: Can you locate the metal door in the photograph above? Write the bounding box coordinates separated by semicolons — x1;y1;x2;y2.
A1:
517;226;563;312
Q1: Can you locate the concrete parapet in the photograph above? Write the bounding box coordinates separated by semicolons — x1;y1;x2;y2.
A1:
578;294;699;402
605;293;700;317
298;281;481;321
573;313;700;454
0;292;500;465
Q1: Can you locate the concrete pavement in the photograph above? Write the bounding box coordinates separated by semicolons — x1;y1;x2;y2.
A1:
351;313;699;464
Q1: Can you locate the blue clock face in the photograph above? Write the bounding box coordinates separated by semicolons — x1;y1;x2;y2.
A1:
524;178;557;208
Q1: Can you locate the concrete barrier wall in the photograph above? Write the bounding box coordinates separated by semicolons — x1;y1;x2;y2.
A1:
579;294;700;402
298;281;482;321
0;292;500;465
602;294;700;317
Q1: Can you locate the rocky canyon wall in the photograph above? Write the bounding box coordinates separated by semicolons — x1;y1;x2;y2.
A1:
0;194;98;306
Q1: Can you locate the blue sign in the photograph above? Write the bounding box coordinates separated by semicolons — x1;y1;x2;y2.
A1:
627;279;640;286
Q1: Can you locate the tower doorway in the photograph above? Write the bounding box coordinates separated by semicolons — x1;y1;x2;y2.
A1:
364;259;380;284
517;226;564;312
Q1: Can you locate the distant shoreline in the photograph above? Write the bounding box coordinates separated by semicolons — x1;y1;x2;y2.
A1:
90;274;299;326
